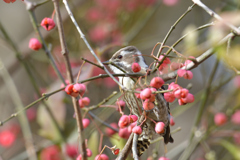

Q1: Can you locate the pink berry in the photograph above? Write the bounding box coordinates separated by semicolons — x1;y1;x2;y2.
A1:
158;157;170;160
82;118;90;128
181;93;194;103
178;98;185;105
177;69;187;77
173;89;182;99
132;62;141;72
155;122;165;134
150;77;164;89
76;154;82;160
214;113;227;126
40;145;61;160
118;115;130;128
184;56;195;66
132;126;142;135
164;92;175;103
94;154;109;160
170;62;183;71
65;84;74;95
78;97;90;108
135;88;142;98
180;88;189;98
170;117;175;126
119;127;131;139
234;76;240;88
86;148;92;157
116;100;125;107
233;132;240;145
140;88;152;100
183;70;193;80
158;55;171;64
73;83;86;96
143;100;155;110
129;115;138;123
168;82;180;91
66;144;78;158
0;130;16;147
231;110;240;125
41;18;56;31
105;123;118;136
128;122;137;133
60;80;70;88
29;38;42;51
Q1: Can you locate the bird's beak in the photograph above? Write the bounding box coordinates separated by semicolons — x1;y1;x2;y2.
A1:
102;60;110;65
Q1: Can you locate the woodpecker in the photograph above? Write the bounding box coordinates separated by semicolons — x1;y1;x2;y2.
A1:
106;46;173;156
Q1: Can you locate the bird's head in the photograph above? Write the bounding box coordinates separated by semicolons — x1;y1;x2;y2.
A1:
105;46;148;74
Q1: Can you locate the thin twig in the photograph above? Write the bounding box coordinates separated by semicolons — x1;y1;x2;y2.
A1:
52;0;87;159
62;0;125;90
161;29;237;81
192;0;240;35
153;4;195;70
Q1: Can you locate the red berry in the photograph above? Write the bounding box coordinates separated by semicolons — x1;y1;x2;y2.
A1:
105;123;118;136
132;126;142;135
41;18;55;31
29;38;42;51
66;144;78;158
113;148;120;155
132;62;141;72
118;115;130;128
140;88;152;100
129;115;138;123
231;110;240;125
143;100;155;110
3;0;16;3
155;122;165;134
150;77;164;89
82;118;90;128
65;84;74;95
94;154;109;160
214;112;227;126
0;130;15;147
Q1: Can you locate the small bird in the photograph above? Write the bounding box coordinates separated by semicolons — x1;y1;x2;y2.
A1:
105;46;174;156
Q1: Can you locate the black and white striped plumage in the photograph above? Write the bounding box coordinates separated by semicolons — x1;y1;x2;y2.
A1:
108;46;173;156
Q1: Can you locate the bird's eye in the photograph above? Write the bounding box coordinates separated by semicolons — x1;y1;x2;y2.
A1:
117;55;123;59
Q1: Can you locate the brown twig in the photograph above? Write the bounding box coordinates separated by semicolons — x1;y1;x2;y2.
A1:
52;0;87;159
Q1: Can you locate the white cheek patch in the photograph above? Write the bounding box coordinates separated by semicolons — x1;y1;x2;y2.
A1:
109;65;124;74
136;51;148;68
